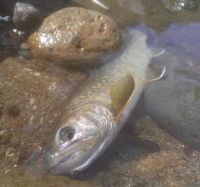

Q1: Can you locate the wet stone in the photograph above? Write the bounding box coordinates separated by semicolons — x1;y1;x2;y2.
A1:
13;2;43;31
28;7;120;65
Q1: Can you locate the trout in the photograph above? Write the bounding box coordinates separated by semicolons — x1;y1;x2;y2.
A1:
43;29;165;175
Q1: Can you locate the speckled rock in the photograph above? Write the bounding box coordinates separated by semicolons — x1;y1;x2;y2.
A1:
13;2;42;31
144;54;200;151
28;7;120;64
0;166;98;187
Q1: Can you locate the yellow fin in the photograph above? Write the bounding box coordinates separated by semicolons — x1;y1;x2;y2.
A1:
110;73;135;122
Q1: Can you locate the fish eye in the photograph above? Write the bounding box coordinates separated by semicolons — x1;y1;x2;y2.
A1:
60;127;75;141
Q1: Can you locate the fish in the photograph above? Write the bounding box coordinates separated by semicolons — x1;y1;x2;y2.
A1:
43;29;165;175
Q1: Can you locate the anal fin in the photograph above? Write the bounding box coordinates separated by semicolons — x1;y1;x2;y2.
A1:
110;73;135;122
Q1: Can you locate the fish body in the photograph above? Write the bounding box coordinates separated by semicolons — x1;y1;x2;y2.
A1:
43;30;164;175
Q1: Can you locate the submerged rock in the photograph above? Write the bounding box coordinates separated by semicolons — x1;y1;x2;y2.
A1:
13;2;43;31
28;7;120;64
144;54;200;151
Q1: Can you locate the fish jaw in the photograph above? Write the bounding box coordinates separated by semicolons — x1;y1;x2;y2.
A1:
43;103;116;175
43;136;98;175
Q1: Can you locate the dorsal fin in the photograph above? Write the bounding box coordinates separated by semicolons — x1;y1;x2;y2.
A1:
110;73;135;122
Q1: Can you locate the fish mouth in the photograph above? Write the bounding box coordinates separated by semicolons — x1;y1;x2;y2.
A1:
51;137;92;169
50;151;79;171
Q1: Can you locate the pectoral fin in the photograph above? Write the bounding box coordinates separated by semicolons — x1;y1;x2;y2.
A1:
147;45;165;58
143;64;166;82
110;73;135;122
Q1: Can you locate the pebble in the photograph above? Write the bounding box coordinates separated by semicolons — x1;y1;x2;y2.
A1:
0;130;6;138
20;50;35;59
30;98;35;105
5;146;15;157
20;43;30;50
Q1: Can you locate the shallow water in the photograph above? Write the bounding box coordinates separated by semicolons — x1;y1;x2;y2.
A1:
0;0;200;186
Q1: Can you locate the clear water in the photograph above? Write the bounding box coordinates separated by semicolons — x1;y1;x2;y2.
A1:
0;0;200;186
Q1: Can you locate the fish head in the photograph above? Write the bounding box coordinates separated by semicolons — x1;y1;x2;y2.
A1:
43;103;116;175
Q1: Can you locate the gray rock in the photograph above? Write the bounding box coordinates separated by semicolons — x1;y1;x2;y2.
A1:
144;54;200;151
0;0;71;18
13;2;42;31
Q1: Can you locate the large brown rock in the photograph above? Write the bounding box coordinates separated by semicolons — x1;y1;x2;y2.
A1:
28;7;120;64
